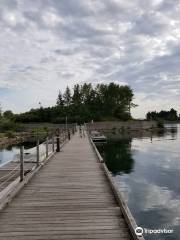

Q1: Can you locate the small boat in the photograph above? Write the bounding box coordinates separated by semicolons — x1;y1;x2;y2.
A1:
91;131;107;143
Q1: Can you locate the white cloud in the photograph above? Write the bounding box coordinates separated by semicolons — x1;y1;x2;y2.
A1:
0;0;180;117
41;9;63;28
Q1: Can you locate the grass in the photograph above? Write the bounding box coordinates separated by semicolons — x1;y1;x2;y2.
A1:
0;133;5;138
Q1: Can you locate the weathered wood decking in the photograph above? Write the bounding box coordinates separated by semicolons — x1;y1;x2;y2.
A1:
0;133;132;240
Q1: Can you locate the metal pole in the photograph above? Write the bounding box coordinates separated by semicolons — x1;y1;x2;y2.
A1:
46;137;48;158
56;136;60;152
36;139;40;167
20;146;24;182
68;130;70;140
52;136;55;152
65;116;68;132
56;128;60;152
75;123;77;132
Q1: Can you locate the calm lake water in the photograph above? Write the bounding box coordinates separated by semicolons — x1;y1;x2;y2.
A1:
97;124;180;240
0;142;36;166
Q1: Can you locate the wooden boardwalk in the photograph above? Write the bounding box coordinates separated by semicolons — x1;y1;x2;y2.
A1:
0;133;132;240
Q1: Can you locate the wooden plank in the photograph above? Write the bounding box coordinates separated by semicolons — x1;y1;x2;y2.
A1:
0;133;132;240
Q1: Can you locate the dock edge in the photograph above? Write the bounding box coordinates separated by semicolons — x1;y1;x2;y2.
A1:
88;133;145;240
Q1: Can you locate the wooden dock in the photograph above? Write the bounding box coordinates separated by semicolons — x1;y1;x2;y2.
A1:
0;132;134;240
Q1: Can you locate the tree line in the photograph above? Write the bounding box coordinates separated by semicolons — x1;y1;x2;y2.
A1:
146;108;180;121
1;83;135;124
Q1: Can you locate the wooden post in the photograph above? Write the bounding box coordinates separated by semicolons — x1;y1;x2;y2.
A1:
52;136;55;152
75;123;77;132
56;128;60;152
36;139;40;167
56;136;60;152
65;116;68;134
68;130;70;140
20;146;24;182
46;137;48;158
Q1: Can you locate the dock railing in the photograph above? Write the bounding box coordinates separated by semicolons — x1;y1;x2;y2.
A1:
19;125;77;182
0;124;77;209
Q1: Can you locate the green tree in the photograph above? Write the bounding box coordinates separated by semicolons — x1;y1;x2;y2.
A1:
63;86;71;107
72;84;82;105
14;82;136;123
0;103;2;119
146;108;178;121
81;83;94;104
56;91;64;106
169;108;177;120
3;110;14;119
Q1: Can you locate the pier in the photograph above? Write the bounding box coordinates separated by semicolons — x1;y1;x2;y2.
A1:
0;131;141;240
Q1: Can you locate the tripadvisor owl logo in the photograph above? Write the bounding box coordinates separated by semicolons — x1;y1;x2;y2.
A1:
135;227;143;237
135;226;174;237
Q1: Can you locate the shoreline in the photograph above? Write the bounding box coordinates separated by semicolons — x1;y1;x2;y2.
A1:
0;137;23;148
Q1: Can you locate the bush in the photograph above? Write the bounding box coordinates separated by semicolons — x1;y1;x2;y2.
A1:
5;131;15;138
0;119;14;131
157;120;164;128
0;118;22;132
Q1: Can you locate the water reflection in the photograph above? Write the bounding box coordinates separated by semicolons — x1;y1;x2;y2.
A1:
97;139;134;175
0;141;37;166
97;125;180;240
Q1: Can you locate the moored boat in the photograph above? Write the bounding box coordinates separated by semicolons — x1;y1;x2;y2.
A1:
91;131;107;143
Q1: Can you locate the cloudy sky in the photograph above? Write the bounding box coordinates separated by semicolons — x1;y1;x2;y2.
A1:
0;0;180;118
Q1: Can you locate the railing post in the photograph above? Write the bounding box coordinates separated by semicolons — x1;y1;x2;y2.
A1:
46;137;49;158
68;129;70;140
56;136;60;152
75;123;77;132
20;146;24;182
52;135;55;152
56;128;60;152
36;139;40;167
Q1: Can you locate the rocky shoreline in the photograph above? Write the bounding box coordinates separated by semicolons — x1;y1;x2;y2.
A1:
0;136;24;148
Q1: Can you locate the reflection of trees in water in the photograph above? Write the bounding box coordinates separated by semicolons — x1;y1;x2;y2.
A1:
14;141;37;149
150;126;178;141
5;145;13;151
97;139;134;175
169;127;178;139
3;141;37;151
97;126;178;175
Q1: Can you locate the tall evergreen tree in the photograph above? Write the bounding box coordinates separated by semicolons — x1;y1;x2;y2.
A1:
14;82;137;123
63;86;71;107
146;108;178;121
56;91;64;106
72;84;82;105
81;83;94;105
